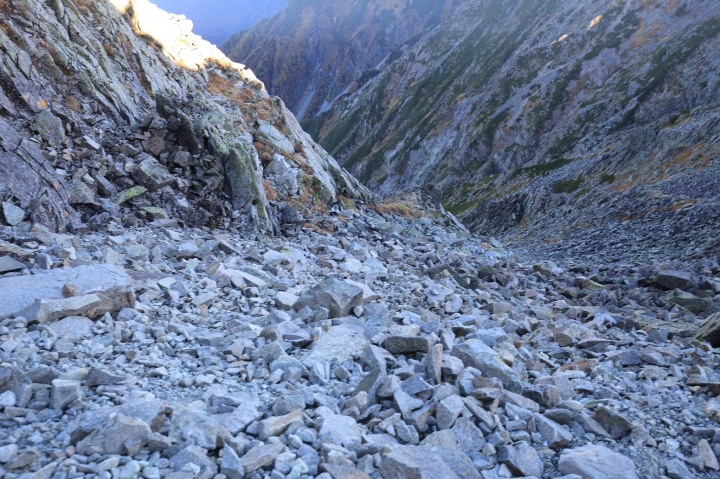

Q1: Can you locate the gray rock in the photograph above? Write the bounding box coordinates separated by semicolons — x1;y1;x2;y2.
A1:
221;444;244;479
695;312;720;347
558;445;638;479
2;202;25;226
133;155;175;190
0;265;135;321
258;409;302;440
698;439;719;471
47;316;95;340
618;349;641;366
34;109;66;148
5;447;40;469
318;413;362;450
670;292;711;314
535;413;573;449
381;446;481;479
424;343;443;383
591;407;632;440
436;395;465;430
498;442;544;478
451;339;516;385
383;336;431;354
452;417;486;453
0;367;32;408
223;403;261;435
303;322;367;366
393;389;424;419
0;391;16;408
380;447;438;479
240;442;285;475
655;270;695;291
146;432;172;451
169;406;218;449
51;379;83;410
76;399;169;437
666;458;697;479
0;256;24;274
401;375;433;396
293;278;363;318
420;429;458;448
0;444;18;463
170;445;218;473
86;369;126;387
76;413;152;455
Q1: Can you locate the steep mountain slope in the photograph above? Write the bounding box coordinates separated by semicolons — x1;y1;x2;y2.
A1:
222;0;450;121
230;0;720;261
152;0;288;45
0;0;367;236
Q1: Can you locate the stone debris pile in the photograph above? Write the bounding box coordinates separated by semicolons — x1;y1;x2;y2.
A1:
0;202;719;479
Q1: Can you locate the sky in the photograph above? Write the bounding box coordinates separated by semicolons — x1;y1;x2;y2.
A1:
152;0;289;45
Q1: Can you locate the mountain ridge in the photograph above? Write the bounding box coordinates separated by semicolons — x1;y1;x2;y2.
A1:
226;0;720;263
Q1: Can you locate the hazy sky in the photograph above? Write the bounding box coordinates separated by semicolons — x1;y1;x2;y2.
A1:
152;0;288;45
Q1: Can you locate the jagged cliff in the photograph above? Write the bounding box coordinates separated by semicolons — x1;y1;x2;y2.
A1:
228;0;720;260
0;0;368;236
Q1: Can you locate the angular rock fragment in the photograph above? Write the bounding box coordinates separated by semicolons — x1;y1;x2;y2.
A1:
51;379;83;410
294;278;363;318
558;445;638;479
240;442;285;475
498;442;544;478
133;155;175;190
303;322;367;366
258;409;302;440
76;413;152;455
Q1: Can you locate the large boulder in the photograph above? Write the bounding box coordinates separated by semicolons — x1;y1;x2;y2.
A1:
695;313;720;347
654;270;695;291
132;154;175;191
451;339;517;385
380;446;481;479
293;278;364;318
558;444;638;479
76;414;152;455
0;265;135;321
302;321;367;367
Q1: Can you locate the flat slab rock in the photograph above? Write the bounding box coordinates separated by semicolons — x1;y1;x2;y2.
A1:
0;264;135;321
302;321;367;367
558;444;638;479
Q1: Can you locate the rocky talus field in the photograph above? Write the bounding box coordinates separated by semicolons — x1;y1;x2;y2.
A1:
0;1;720;479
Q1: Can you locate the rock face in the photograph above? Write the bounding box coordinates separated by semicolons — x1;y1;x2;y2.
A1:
0;0;368;235
228;0;720;262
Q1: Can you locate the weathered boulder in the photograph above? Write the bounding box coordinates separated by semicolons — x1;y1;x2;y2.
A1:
498;442;544;478
0;265;135;321
655;270;695;291
451;339;517;385
558;445;638;479
76;413;152;455
133;155;175;191
293;278;364;318
303;321;367;367
695;313;720;346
